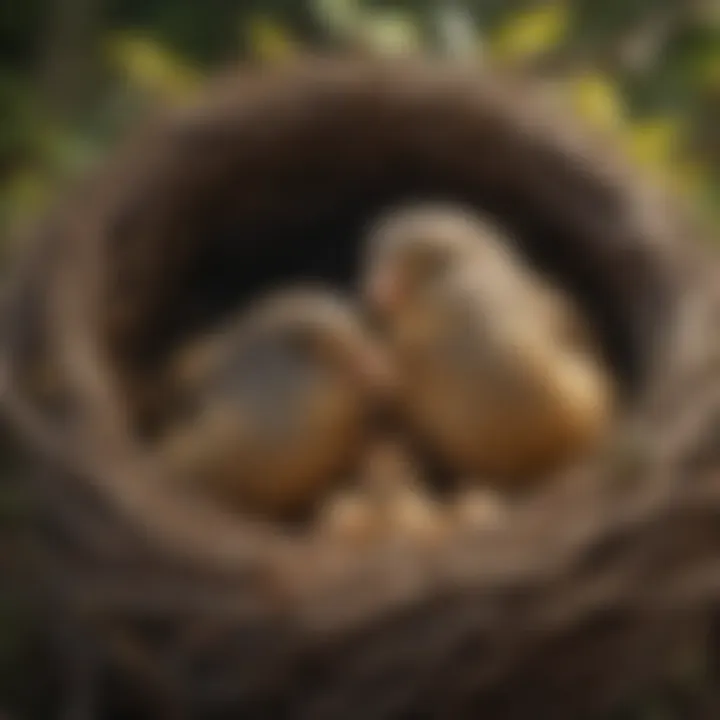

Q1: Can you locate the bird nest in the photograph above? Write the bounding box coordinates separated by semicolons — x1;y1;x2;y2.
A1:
2;57;720;719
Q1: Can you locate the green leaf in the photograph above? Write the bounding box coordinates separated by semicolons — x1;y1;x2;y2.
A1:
357;10;423;55
246;15;300;62
104;32;201;103
311;0;364;38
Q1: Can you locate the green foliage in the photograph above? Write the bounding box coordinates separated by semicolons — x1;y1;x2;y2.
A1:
490;1;570;63
3;0;717;240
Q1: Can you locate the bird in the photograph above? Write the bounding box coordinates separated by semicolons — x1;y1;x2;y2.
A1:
154;286;396;521
360;202;617;486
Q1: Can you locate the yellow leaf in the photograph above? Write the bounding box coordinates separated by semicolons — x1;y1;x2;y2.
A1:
490;2;569;63
358;10;423;55
567;73;626;132
618;117;703;200
624;117;682;171
666;159;708;199
2;167;51;224
246;16;298;62
105;33;200;103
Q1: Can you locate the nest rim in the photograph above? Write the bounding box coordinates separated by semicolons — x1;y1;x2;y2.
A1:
1;55;718;720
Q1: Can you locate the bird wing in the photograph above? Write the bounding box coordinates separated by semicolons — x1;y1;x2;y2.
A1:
214;338;318;446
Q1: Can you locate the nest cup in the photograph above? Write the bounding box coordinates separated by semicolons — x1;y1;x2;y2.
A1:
1;57;720;719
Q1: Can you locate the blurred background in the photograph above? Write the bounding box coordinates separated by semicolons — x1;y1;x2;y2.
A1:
1;0;719;717
2;0;720;246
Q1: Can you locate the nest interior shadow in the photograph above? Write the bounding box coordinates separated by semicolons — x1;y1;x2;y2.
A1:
99;62;677;402
1;57;719;720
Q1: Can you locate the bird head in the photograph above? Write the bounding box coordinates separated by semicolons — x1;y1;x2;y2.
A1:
362;203;512;321
241;287;397;402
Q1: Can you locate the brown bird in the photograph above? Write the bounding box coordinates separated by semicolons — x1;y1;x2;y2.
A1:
155;286;395;520
361;203;617;485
